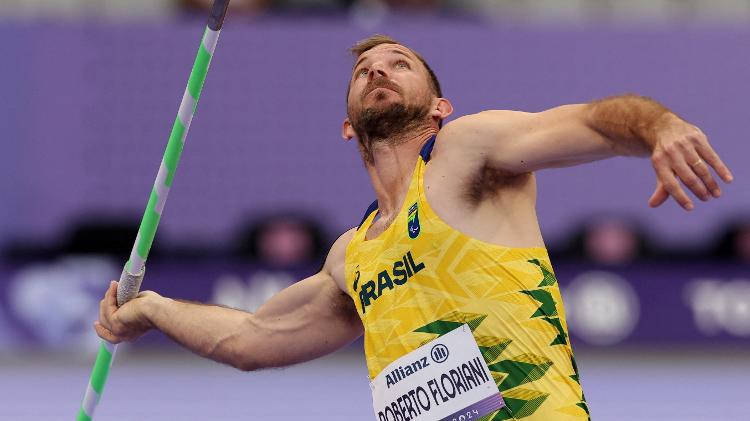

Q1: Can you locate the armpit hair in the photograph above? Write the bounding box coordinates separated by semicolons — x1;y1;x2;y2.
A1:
464;161;529;205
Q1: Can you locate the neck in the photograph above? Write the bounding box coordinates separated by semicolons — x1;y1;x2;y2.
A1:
364;126;437;220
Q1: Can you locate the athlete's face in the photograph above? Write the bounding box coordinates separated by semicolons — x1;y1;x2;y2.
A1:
346;44;434;128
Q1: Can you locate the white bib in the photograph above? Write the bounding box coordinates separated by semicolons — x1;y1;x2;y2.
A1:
370;324;504;421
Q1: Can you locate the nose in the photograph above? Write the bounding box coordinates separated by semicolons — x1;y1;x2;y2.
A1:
368;61;388;81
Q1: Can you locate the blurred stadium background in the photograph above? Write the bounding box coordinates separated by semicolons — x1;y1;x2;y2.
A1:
1;1;749;419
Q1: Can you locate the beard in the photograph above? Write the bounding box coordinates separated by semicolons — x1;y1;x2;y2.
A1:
350;99;430;164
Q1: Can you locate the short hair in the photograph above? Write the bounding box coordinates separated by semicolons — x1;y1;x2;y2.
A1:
347;34;443;100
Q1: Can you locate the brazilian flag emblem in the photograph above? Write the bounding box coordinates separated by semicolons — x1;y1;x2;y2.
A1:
407;202;420;239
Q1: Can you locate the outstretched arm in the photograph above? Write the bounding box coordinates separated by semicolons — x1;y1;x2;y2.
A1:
95;229;362;371
443;95;733;210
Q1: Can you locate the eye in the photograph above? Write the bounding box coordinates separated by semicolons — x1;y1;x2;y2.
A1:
356;68;368;78
395;60;409;69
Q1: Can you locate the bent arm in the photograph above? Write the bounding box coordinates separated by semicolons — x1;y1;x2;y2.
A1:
442;94;732;209
96;229;362;371
147;271;362;371
446;95;676;173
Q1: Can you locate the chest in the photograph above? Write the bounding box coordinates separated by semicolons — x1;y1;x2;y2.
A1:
365;215;396;241
352;248;428;315
347;203;433;317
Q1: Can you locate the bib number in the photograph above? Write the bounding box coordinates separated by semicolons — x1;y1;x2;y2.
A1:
370;325;504;421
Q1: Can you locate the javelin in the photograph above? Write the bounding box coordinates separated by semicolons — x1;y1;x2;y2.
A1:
76;1;231;419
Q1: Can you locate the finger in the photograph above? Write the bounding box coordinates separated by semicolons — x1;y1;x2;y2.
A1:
649;183;669;208
106;281;119;311
654;164;694;210
100;281;117;327
94;321;121;344
696;142;734;183
690;158;721;198
672;156;710;201
99;296;109;329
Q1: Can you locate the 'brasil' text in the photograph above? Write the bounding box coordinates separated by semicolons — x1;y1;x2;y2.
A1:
359;251;425;313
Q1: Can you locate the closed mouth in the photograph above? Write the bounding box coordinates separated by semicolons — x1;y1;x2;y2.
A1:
365;85;399;98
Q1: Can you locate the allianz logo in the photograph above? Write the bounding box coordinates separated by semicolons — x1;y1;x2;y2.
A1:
385;355;430;389
385;343;449;389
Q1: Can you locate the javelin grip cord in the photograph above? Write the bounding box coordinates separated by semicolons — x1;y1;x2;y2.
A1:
76;1;230;419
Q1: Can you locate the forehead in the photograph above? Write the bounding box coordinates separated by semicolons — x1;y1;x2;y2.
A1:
353;43;419;68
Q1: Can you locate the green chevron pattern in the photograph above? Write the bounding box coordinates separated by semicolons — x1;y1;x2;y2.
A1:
528;259;557;287
414;311;487;335
488;354;554;391
475;335;513;363
542;317;568;346
521;289;558;318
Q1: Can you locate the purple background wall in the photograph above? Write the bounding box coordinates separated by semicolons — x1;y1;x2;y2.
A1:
2;259;748;349
1;20;748;252
2;18;749;420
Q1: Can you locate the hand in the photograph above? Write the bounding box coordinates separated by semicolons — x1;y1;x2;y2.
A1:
648;114;733;210
94;281;160;344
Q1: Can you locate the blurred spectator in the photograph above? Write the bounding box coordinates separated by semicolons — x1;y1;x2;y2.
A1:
713;219;750;263
63;218;142;257
3;217;144;262
216;213;328;312
557;216;649;265
3;241;56;263
737;227;750;262
584;218;640;264
236;212;328;269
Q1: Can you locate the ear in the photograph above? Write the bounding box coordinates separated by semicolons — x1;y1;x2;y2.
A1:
429;98;453;123
342;118;356;141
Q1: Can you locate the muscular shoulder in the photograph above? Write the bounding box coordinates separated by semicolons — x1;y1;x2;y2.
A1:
429;110;533;176
322;228;357;292
427;111;537;206
435;110;534;154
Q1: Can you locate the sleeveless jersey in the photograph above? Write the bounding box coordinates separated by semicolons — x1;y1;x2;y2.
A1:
344;137;589;420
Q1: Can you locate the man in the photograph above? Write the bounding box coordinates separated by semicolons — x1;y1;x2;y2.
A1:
96;35;733;420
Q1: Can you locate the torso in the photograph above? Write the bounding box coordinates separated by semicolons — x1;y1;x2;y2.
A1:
342;135;589;420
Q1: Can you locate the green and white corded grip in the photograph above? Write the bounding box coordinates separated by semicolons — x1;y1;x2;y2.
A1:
76;1;230;419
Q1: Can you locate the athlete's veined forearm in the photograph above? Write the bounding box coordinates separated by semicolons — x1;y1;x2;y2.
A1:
144;296;262;370
586;94;678;156
142;272;362;371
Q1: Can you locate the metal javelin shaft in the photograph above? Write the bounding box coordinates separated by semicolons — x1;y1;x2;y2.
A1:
76;1;230;419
